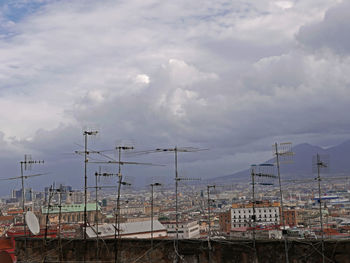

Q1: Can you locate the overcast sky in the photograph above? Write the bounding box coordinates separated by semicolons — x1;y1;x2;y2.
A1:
0;0;350;195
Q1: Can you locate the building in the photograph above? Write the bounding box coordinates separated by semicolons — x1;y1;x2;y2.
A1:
40;203;100;225
85;220;167;239
162;221;200;239
65;190;89;204
120;206;145;215
230;201;280;228
219;210;231;234
283;209;301;227
11;188;32;202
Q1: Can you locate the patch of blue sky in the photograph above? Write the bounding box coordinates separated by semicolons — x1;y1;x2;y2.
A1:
1;0;48;23
0;0;51;37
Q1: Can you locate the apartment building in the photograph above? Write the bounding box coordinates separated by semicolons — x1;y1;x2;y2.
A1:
231;201;280;228
162;221;200;239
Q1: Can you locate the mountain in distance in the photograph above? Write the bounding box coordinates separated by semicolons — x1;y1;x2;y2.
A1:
211;140;350;183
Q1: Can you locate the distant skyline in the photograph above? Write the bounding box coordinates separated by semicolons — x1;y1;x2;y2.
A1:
1;0;350;195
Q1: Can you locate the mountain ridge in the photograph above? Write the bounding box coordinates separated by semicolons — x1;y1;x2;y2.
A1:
211;140;350;183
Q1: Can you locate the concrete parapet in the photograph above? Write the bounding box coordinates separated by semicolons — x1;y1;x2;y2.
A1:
15;238;350;262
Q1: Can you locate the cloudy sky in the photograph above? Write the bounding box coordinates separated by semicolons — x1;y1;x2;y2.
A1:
0;0;349;195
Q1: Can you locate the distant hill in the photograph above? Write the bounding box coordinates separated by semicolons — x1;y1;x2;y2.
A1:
211;140;350;183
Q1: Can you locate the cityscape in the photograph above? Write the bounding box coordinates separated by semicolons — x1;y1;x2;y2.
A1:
1;139;350;262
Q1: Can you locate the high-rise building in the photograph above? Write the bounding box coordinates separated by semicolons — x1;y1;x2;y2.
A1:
11;188;32;202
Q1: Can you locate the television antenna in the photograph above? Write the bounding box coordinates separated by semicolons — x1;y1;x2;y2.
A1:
0;155;45;259
151;147;205;263
80;130;98;244
273;142;293;263
91;170;117;261
250;164;276;256
313;153;329;263
79;144;162;263
92;145;156;263
207;184;215;263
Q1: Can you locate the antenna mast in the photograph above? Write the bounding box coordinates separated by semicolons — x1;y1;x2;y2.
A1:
250;163;276;258
82;130;98;243
313;153;329;263
274;142;293;263
150;182;162;262
207;184;215;263
155;146;204;263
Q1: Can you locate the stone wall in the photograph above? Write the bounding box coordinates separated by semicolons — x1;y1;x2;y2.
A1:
15;238;350;262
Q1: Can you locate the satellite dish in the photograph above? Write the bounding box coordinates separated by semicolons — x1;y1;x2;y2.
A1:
25;211;40;235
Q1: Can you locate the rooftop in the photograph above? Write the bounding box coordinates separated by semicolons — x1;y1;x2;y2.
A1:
41;203;100;214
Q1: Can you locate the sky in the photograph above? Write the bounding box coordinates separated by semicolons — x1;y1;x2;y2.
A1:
0;0;350;195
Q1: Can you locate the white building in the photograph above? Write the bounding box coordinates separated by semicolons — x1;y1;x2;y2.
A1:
231;202;280;228
86;220;167;239
162;221;200;239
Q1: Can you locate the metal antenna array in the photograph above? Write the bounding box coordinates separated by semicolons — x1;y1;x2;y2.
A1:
73;130;98;263
313;153;329;263
74;130;99;243
250;164;276;256
90;171;118;261
152;146;204;263
20;155;44;238
46;186;67;262
91;170;131;263
115;145;133;263
86;144;162;263
0;155;45;260
207;184;215;263
274;142;293;263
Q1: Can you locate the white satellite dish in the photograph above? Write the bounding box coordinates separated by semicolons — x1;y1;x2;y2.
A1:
25;211;40;235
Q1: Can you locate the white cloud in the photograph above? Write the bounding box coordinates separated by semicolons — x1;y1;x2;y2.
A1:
275;1;294;10
135;74;150;85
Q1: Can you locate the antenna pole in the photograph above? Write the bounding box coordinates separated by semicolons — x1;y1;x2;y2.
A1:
84;132;88;242
20;162;26;235
275;143;289;263
115;146;133;263
207;185;215;263
250;164;276;261
316;154;325;263
95;171;99;261
153;146;204;262
82;131;98;239
58;189;63;262
20;161;27;259
115;146;122;263
251;167;256;252
150;182;161;262
43;185;53;262
82;130;98;263
175;147;179;263
151;183;154;258
19;155;44;260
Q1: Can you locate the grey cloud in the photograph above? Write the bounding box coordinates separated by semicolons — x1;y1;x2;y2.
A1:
297;1;350;54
